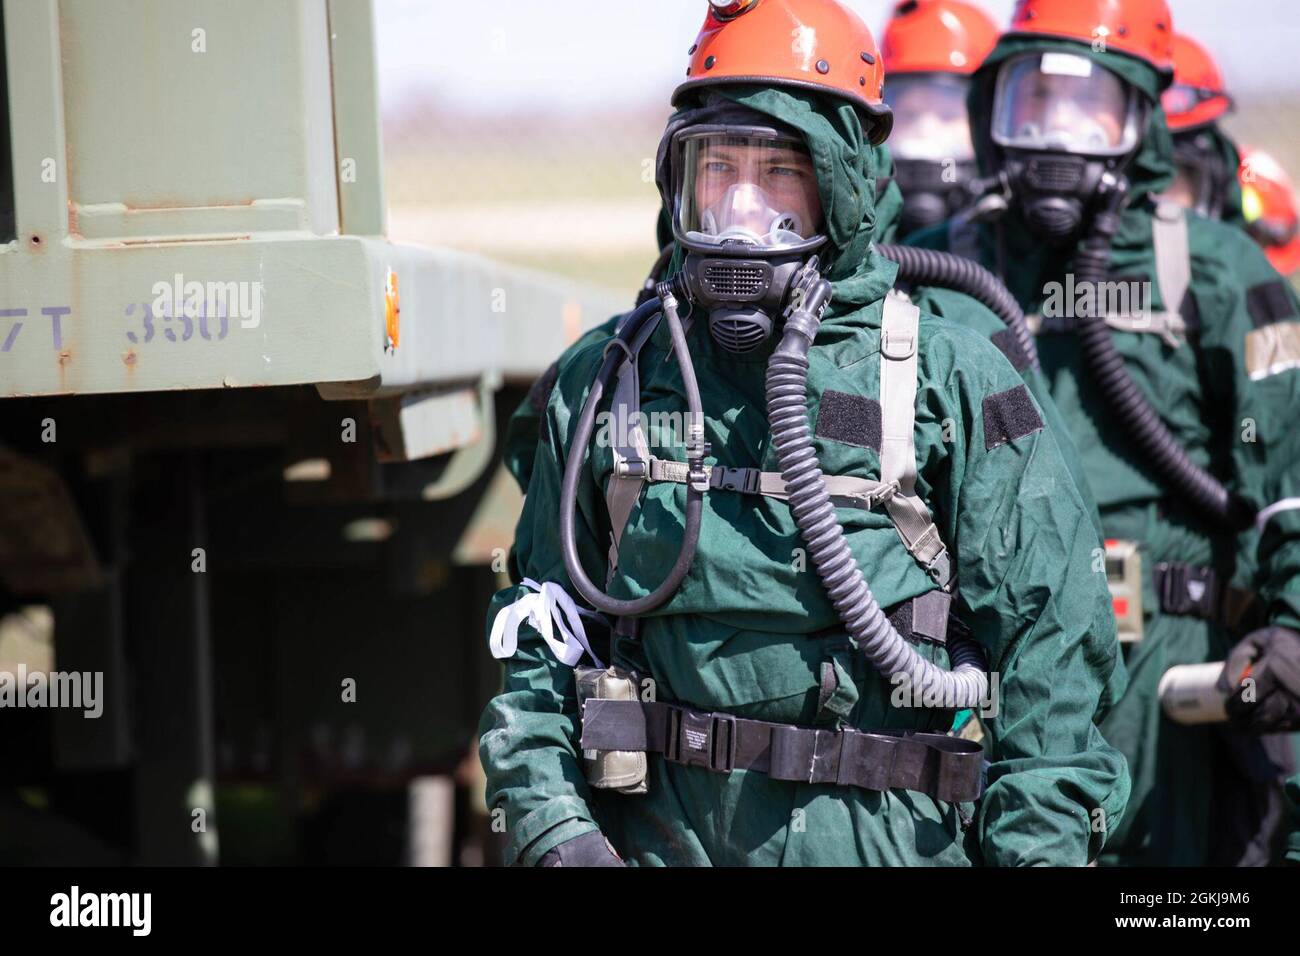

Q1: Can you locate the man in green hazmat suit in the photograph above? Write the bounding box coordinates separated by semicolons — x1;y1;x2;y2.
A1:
908;0;1300;866
479;0;1128;867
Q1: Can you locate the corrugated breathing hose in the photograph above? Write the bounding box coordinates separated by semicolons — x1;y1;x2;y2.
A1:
765;270;988;710
1071;173;1254;531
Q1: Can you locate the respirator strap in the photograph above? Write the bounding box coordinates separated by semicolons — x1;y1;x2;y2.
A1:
880;293;955;590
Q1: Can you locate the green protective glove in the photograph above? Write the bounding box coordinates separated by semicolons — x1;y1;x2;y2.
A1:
1220;627;1300;733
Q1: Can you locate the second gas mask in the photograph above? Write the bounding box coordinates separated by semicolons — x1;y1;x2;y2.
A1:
1166;130;1232;220
989;51;1144;244
669;123;828;352
884;73;981;238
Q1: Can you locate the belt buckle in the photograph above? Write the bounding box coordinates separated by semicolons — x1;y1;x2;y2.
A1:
668;708;736;772
1157;562;1215;617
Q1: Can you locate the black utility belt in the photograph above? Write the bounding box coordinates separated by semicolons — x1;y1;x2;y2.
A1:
1153;561;1263;632
580;697;984;804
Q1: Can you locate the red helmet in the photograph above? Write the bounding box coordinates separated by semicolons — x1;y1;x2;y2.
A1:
1240;148;1300;277
881;0;1000;76
1163;33;1232;132
676;0;892;144
1006;0;1174;74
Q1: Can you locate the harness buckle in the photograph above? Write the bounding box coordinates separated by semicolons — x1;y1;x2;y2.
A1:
867;479;901;509
710;466;760;494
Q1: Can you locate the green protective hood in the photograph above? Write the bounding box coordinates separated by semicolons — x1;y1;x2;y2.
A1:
661;85;897;315
872;143;906;244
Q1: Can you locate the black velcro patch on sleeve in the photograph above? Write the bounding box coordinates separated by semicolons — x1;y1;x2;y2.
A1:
983;384;1044;451
1246;280;1299;328
815;389;882;451
990;328;1031;372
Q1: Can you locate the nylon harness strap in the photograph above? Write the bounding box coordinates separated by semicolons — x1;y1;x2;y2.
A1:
601;290;955;590
880;293;954;589
581;697;984;804
647;458;898;511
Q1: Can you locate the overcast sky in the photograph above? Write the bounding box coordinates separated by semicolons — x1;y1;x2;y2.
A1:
375;0;1300;113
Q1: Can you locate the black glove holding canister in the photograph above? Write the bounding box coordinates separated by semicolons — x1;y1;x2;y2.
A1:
537;830;625;867
1219;626;1300;732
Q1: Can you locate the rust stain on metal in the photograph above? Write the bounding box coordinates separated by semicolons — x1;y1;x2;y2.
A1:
123;349;137;369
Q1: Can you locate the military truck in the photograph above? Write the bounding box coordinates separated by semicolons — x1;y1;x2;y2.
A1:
0;0;620;865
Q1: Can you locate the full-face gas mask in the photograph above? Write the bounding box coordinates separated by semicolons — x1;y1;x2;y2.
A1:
885;73;979;236
670;123;828;352
1165;129;1231;219
990;51;1145;244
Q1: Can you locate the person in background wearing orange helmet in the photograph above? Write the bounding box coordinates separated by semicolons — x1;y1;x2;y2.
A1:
1161;35;1300;285
908;0;1300;866
1160;32;1245;226
478;0;1128;867
879;0;1000;238
1240;147;1300;282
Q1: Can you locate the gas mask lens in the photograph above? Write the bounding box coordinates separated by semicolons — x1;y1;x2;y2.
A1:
992;53;1140;157
884;74;975;163
676;129;824;252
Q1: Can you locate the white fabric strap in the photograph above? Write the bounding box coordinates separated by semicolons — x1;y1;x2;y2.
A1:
1153;200;1192;323
880;292;922;496
879;291;954;588
1256;498;1300;532
489;578;605;668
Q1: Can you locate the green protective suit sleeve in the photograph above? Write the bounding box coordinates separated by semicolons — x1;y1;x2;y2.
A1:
923;321;1128;865
478;343;613;866
1195;221;1300;630
914;286;1125;723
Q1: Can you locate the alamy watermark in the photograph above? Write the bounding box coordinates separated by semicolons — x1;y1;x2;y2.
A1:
0;664;102;718
151;273;262;330
1042;274;1153;321
890;670;1001;718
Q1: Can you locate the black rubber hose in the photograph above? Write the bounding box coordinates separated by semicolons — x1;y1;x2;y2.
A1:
1070;174;1254;530
765;277;989;709
560;288;706;616
877;242;1040;372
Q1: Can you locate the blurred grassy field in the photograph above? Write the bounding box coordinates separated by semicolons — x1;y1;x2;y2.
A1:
383;98;1300;299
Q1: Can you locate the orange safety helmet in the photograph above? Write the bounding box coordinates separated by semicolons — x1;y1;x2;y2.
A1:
880;0;1000;76
1240;148;1300;277
675;0;893;144
1005;0;1174;75
1163;33;1232;132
